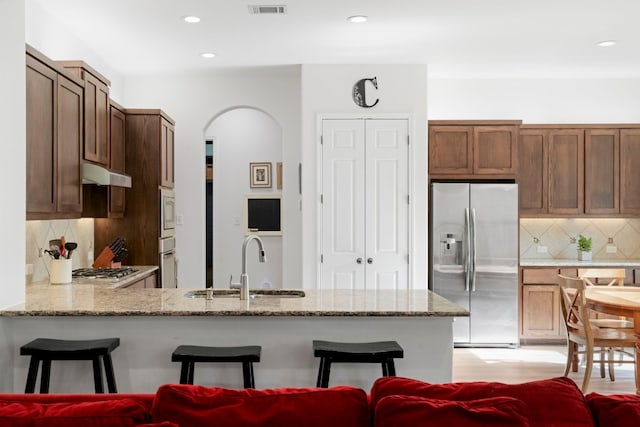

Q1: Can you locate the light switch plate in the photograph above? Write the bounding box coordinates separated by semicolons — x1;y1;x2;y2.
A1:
606;245;617;253
536;245;548;253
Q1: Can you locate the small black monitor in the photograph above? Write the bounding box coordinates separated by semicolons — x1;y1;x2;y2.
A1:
245;195;281;235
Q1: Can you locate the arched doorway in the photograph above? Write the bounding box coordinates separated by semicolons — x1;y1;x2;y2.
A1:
204;107;283;289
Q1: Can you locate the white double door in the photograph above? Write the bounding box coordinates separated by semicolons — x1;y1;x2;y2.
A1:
320;118;409;290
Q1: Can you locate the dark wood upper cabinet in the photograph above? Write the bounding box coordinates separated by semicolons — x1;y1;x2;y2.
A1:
585;129;619;214
108;102;126;217
518;127;585;216
518;129;547;213
548;129;584;215
56;76;84;215
429;125;473;174
474;126;519;174
429;121;519;178
59;61;111;166
620;129;640;215
26;46;83;220
84;101;127;219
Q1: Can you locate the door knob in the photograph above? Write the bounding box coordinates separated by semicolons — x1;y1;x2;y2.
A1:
356;258;363;264
367;258;373;264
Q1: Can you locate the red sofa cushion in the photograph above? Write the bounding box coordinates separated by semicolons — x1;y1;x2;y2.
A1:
136;423;179;427
586;392;640;426
370;376;593;427
0;398;148;427
151;384;370;427
375;394;531;427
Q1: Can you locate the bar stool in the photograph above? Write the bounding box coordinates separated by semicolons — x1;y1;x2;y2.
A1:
20;337;120;393
171;345;261;388
313;340;404;388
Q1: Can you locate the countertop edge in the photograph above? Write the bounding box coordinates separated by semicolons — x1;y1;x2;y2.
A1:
520;259;640;267
0;310;469;317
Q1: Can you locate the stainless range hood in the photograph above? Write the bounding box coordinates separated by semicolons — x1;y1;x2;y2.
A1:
82;163;132;188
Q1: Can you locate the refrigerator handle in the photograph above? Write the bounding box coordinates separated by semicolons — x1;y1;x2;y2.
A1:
464;208;471;292
471;207;477;292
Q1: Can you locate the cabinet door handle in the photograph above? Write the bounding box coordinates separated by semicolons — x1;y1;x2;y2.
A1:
367;258;373;264
356;258;363;264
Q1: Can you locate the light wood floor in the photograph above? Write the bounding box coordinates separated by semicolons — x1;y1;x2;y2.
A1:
453;345;636;395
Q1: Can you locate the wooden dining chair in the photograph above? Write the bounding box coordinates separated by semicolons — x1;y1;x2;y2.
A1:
557;275;636;392
577;268;634;379
578;268;625;287
578;268;634;330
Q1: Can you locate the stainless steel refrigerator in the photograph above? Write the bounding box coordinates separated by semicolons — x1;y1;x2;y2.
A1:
430;183;519;347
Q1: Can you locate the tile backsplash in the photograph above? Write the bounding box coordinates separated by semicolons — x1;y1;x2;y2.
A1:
520;218;640;260
25;219;94;283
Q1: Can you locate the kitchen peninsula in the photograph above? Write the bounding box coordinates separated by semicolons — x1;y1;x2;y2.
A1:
0;282;466;393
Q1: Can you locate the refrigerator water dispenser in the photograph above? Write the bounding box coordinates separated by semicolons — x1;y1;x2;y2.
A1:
440;232;462;266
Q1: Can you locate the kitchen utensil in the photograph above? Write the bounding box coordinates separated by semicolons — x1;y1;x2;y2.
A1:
64;242;78;259
50;249;61;260
60;236;66;258
49;239;62;251
44;249;57;259
113;248;128;262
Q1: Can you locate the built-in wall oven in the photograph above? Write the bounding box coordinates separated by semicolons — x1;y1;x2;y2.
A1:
159;187;177;288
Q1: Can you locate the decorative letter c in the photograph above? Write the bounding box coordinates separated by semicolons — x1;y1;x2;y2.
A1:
352;77;379;108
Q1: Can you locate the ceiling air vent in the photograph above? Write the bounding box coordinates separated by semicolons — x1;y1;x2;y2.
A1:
248;5;287;14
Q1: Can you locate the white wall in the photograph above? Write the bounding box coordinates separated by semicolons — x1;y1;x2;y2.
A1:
0;0;25;393
207;108;283;289
300;65;429;288
428;78;640;122
25;0;125;101
1;0;26;308
123;69;301;287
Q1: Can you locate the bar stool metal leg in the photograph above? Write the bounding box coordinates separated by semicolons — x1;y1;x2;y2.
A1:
25;357;40;393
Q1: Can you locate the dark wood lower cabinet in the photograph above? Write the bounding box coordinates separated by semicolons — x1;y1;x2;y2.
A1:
520;268;564;341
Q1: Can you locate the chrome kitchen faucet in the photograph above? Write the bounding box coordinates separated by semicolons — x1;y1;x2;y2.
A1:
230;235;266;300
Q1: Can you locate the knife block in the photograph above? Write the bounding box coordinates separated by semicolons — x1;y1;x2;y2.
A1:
92;247;115;268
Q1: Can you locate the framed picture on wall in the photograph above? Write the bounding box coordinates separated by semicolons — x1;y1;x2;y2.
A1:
250;162;272;188
277;162;283;189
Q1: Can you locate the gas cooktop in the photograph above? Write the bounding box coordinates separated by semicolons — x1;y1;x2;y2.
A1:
72;267;138;279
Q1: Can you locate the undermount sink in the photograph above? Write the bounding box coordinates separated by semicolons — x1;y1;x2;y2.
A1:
184;289;306;299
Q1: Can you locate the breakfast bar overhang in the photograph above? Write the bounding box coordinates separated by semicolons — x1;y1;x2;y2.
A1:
0;285;467;393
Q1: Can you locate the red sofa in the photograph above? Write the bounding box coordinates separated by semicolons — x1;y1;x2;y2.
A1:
0;377;636;427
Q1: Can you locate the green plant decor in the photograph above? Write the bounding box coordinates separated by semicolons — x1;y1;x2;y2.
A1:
578;235;593;252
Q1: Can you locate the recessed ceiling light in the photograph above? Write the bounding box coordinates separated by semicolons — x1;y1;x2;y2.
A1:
183;15;201;23
347;15;368;23
200;52;216;59
596;40;616;47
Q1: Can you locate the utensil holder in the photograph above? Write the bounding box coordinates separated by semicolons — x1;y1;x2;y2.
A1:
49;259;72;284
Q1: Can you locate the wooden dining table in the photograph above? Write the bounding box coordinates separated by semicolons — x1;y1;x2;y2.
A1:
586;287;640;394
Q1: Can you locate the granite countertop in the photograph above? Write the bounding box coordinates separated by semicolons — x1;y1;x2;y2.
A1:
0;281;468;318
520;259;640;267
